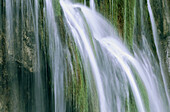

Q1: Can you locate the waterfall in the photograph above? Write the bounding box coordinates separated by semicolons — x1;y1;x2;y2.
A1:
60;1;108;111
60;1;144;112
147;0;170;106
34;0;46;112
90;0;95;10
0;0;170;112
60;0;170;111
45;0;65;111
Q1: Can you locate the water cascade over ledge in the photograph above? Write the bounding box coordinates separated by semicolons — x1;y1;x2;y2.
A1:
0;0;169;112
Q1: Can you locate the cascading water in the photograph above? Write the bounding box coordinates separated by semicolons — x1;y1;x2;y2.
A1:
60;0;170;112
1;0;50;111
0;0;170;112
147;0;170;106
60;1;108;111
45;0;65;111
34;0;45;111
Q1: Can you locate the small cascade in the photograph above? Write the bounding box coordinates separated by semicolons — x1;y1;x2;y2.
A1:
45;0;65;111
34;0;46;112
147;0;170;106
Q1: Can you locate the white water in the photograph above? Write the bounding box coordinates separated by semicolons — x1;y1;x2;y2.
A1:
60;1;144;112
90;0;95;10
147;0;170;106
6;0;13;53
2;0;170;112
45;0;65;111
60;0;170;111
60;1;108;111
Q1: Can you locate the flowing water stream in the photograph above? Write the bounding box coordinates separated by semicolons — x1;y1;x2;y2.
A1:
45;0;65;111
0;0;169;112
147;0;170;105
60;0;170;111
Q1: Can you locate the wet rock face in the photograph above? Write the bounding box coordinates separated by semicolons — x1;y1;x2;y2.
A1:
162;0;170;74
0;0;36;72
151;0;170;75
0;1;37;111
166;36;170;73
0;32;35;112
20;26;36;73
0;35;2;65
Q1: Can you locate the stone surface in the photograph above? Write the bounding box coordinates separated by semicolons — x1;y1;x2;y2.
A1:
166;36;170;73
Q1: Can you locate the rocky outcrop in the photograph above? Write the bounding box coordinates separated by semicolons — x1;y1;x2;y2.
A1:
0;1;37;111
162;0;170;74
165;36;170;74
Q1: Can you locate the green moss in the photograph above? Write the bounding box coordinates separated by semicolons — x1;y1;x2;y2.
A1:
52;0;61;16
65;37;88;112
136;74;150;112
79;10;96;57
132;67;150;112
91;0;135;48
123;0;135;49
126;87;138;112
